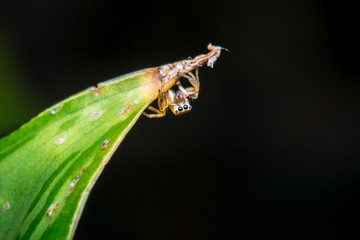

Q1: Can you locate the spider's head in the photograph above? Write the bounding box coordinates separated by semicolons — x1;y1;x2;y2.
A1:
169;94;192;116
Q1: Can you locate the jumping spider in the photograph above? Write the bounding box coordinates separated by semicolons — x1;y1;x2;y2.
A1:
142;68;199;118
143;44;225;118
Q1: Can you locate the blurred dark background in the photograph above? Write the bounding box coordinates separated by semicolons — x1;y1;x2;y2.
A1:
1;0;360;239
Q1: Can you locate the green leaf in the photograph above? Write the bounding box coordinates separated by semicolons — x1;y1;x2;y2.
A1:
0;43;224;240
0;69;160;240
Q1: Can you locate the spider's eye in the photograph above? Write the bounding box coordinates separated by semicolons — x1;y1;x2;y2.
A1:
178;106;183;112
183;105;188;110
175;110;178;113
189;105;192;109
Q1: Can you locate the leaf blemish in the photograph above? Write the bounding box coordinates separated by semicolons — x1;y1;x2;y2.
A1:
2;201;10;213
65;166;87;198
89;85;101;96
55;135;67;146
100;138;110;150
116;104;132;115
45;202;59;221
50;103;64;115
88;111;103;121
65;175;80;198
133;96;144;104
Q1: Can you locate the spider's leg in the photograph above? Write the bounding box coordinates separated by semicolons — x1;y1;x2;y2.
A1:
142;105;166;118
181;68;200;99
143;80;169;118
176;82;189;97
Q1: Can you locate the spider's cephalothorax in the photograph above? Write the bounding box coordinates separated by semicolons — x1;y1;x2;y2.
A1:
143;44;225;118
168;88;192;116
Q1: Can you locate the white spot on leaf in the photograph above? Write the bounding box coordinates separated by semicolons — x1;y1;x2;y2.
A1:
90;86;101;96
50;103;64;115
55;135;67;146
65;175;80;198
2;201;10;213
65;166;88;198
100;138;110;150
45;202;59;221
88;111;103;121
117;105;132;115
133;96;144;104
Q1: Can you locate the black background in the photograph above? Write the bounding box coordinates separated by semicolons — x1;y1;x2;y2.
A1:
1;0;360;239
